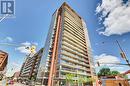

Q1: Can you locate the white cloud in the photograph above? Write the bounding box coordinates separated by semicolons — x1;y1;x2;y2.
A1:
2;36;13;42
21;41;31;46
110;66;129;73
15;41;38;54
15;46;31;54
94;53;130;73
33;42;38;46
95;54;120;64
96;0;130;36
15;41;31;54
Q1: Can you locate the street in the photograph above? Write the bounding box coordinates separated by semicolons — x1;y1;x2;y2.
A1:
8;83;27;86
0;81;27;86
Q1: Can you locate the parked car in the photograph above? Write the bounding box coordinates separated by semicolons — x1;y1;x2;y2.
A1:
8;80;14;85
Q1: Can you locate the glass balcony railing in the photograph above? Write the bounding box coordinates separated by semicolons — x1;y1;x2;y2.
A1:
62;51;89;67
63;27;84;44
64;20;85;40
63;31;87;49
62;44;83;56
63;27;86;46
61;50;89;64
62;38;85;52
62;41;87;56
61;56;80;64
64;11;82;28
62;42;88;59
61;58;90;72
64;22;85;41
60;69;90;76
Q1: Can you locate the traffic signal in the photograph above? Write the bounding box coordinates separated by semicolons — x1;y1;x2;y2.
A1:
120;52;126;59
30;45;36;54
97;61;100;67
25;46;30;50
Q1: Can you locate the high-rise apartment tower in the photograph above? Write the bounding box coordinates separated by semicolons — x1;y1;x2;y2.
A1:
37;2;94;86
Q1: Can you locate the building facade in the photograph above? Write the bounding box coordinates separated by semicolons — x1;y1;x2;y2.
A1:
13;71;20;81
37;2;94;86
19;48;44;81
0;50;8;76
98;76;129;86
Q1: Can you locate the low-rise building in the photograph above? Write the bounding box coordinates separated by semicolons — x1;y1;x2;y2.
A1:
0;50;8;79
13;71;20;81
96;76;129;86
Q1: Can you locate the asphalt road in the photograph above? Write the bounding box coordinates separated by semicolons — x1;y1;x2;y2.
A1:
8;83;28;86
0;81;27;86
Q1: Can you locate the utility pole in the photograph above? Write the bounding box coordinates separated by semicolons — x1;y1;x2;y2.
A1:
116;40;130;67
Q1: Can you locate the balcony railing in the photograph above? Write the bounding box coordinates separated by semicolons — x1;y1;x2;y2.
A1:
61;60;90;72
61;50;89;64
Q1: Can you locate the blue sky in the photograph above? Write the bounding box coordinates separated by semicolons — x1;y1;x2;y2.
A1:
0;0;130;76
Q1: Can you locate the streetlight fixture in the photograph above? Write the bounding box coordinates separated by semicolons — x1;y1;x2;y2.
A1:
97;61;100;67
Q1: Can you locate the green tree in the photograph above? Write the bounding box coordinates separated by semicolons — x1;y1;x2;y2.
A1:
66;73;95;86
111;70;120;76
123;75;128;79
65;73;75;85
98;67;111;77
